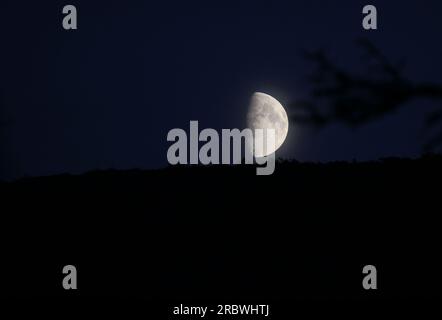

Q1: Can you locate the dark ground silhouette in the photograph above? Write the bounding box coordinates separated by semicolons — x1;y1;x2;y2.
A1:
0;156;440;316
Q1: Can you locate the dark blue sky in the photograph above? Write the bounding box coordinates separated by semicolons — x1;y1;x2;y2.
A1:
1;0;441;179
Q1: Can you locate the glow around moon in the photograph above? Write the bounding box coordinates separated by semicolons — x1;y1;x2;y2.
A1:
247;92;289;157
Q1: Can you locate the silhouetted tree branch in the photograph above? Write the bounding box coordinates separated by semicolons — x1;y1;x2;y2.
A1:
291;38;442;151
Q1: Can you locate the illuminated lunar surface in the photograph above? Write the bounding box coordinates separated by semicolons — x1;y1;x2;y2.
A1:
247;92;289;157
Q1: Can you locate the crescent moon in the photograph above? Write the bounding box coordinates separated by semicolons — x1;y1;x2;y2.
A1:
247;92;289;157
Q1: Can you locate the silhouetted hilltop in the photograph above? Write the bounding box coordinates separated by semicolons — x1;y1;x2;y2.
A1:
3;153;442;190
1;155;441;302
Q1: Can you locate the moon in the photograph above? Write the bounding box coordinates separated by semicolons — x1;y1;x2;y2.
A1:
247;92;289;157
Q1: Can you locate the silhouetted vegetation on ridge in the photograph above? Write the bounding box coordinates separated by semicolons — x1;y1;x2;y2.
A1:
1;155;440;301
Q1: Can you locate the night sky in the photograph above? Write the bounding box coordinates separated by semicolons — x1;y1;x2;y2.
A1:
1;0;441;180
